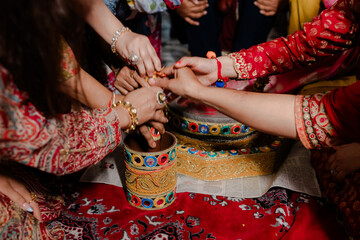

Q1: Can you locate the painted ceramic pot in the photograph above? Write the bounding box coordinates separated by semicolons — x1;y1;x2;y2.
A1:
124;131;177;210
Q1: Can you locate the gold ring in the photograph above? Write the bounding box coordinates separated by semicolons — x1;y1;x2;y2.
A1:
130;70;135;79
156;91;166;105
28;192;38;204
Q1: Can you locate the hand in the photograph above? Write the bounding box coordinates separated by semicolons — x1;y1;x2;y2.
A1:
138;120;166;148
254;0;283;16
0;173;41;221
124;87;168;126
149;67;205;101
116;31;161;77
175;0;209;26
328;143;360;181
114;66;149;95
163;57;218;86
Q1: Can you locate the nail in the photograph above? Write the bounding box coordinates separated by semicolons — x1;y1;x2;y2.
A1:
22;202;33;213
175;61;181;65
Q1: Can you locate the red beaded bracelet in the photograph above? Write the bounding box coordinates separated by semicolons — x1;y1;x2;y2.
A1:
206;51;229;88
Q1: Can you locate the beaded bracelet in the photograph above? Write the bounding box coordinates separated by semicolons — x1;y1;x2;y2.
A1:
112;99;138;133
111;27;131;54
206;51;229;88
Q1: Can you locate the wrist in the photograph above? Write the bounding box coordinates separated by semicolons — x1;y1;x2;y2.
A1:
218;56;238;79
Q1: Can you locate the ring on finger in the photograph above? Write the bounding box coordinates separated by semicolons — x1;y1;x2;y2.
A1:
28;191;38;204
330;169;337;176
156;91;166;105
127;52;140;65
130;70;135;79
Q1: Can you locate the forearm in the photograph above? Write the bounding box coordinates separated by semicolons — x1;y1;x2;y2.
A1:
76;0;124;45
195;87;298;138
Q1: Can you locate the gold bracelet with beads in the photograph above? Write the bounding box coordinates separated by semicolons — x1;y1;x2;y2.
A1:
112;100;138;133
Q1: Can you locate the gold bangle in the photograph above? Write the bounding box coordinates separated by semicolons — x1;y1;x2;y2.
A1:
111;27;131;54
112;100;138;133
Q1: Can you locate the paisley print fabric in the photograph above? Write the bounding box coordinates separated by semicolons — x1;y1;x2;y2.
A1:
0;64;122;175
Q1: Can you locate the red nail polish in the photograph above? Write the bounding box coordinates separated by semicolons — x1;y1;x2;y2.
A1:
175;61;181;65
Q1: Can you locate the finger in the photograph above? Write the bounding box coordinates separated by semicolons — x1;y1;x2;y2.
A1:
148;77;170;90
0;182;31;212
187;11;208;19
153;110;168;123
8;180;41;221
162;65;176;77
126;70;140;89
149;48;162;72
135;74;150;88
190;4;208;12
259;10;276;16
184;17;200;26
174;57;196;68
138;125;156;148
136;61;146;78
117;86;129;95
117;79;135;92
140;48;156;77
149;121;166;134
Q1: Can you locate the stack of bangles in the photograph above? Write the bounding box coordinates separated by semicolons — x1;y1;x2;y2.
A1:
206;51;229;88
110;92;138;133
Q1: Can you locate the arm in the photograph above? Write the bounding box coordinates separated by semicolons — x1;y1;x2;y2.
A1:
153;68;360;148
171;0;359;84
228;0;359;79
153;68;298;138
75;0;161;77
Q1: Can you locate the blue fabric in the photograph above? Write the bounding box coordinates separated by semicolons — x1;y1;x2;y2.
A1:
103;0;119;14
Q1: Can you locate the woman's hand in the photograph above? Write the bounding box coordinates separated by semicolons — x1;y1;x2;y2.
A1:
175;0;209;26
114;66;149;95
328;143;360;180
116;31;161;78
163;57;218;86
0;174;41;221
254;0;284;16
123;87;168;126
150;67;205;101
138;120;166;148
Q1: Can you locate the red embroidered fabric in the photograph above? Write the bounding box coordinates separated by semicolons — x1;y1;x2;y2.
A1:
229;0;359;79
0;65;122;175
295;81;360;149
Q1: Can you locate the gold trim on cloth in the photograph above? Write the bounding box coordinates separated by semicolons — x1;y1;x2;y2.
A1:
175;134;289;181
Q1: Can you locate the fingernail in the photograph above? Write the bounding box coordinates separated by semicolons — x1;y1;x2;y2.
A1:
175;61;181;65
22;203;33;213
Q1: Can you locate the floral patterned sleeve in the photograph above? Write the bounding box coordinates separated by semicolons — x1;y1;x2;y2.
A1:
294;93;338;149
0;45;122;175
229;0;359;79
